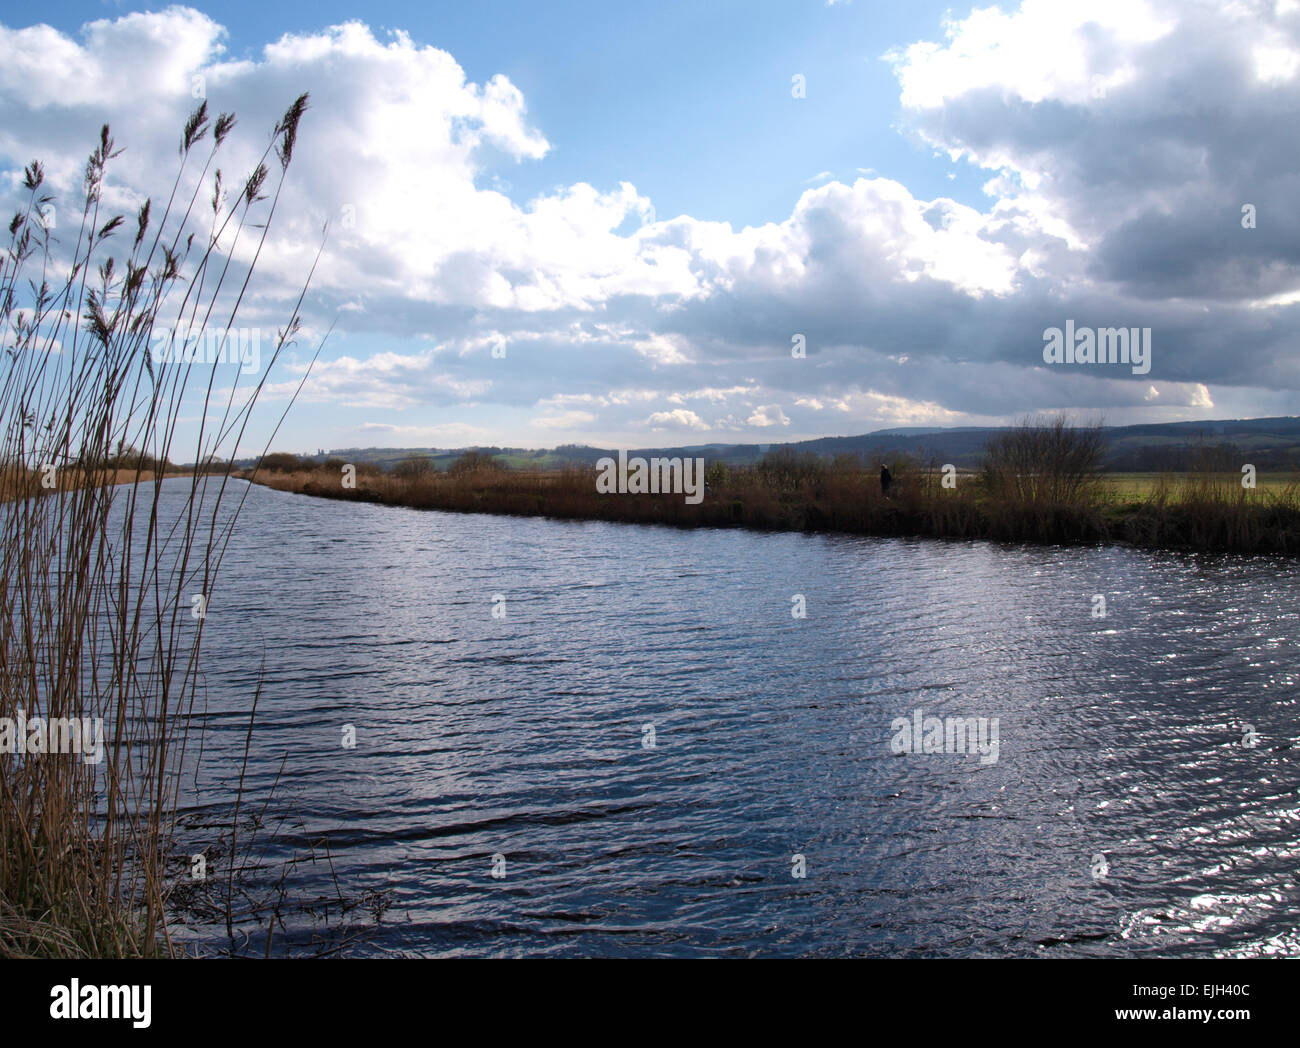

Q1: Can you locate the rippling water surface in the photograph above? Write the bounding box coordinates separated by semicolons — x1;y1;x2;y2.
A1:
155;479;1300;956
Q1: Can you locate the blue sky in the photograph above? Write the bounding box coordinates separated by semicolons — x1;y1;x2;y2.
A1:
20;0;989;227
3;1;1300;458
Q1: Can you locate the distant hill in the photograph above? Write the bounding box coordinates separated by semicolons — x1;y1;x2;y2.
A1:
240;416;1300;473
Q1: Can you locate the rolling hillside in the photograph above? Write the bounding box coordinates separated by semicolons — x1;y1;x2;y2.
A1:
251;416;1300;473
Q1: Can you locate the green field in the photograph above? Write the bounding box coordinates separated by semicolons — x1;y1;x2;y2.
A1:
1102;472;1300;500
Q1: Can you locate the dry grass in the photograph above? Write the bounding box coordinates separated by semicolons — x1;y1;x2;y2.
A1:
248;452;1300;555
0;467;196;502
1;99;319;956
1117;472;1300;552
247;458;992;540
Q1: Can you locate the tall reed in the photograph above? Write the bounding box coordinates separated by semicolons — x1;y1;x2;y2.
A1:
0;97;320;956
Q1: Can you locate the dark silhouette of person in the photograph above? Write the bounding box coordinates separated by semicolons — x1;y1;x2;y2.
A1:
880;463;893;497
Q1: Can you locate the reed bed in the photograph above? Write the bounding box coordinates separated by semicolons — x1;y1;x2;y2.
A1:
247;455;986;539
249;445;1300;555
1119;473;1300;553
0;467;191;501
0;98;319;956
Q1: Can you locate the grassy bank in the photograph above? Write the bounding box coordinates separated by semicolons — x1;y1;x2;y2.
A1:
243;458;1300;555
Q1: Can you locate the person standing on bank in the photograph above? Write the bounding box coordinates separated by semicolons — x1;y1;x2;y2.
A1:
880;463;893;498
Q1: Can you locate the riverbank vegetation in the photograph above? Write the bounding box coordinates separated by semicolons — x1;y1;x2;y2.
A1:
1;101;317;956
245;418;1300;555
